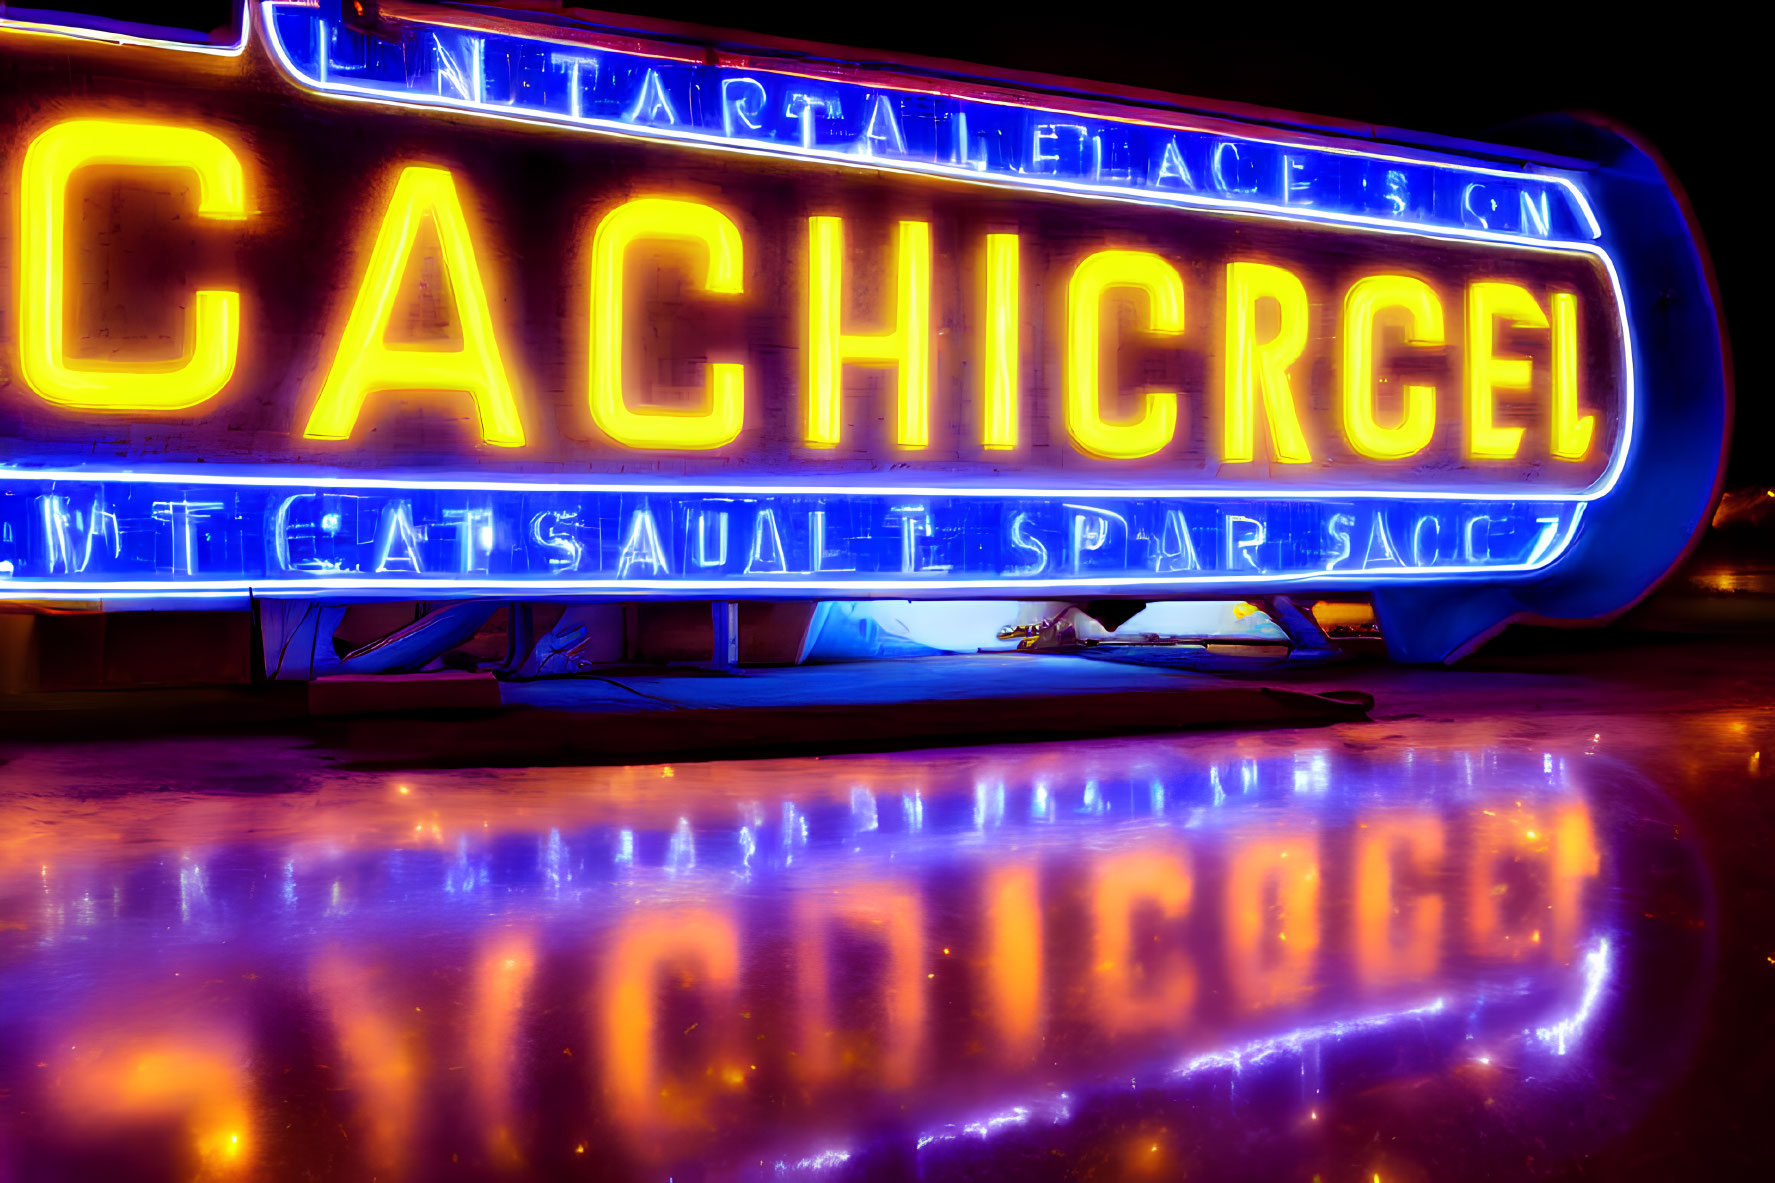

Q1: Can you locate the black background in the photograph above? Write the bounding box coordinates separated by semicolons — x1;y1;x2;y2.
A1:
33;2;1759;486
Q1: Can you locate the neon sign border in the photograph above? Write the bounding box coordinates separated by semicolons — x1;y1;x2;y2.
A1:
0;4;250;56
0;3;1639;506
247;0;1637;507
0;5;1633;598
0;497;1585;600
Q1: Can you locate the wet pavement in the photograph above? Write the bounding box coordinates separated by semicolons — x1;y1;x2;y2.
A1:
1;635;1771;1181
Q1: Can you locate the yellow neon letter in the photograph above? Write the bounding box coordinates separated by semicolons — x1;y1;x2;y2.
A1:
805;216;931;447
1224;261;1312;463
1064;249;1183;460
984;233;1019;449
304;166;524;447
1550;292;1594;460
18;118;247;411
590;197;745;450
1341;274;1443;460
1464;281;1545;460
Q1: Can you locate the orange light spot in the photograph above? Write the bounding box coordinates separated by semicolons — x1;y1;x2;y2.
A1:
984;863;1043;1066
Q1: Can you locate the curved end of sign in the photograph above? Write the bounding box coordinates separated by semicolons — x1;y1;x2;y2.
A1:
1567;111;1736;605
1465;112;1732;639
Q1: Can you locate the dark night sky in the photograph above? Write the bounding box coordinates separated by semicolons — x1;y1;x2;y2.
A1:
45;3;1764;487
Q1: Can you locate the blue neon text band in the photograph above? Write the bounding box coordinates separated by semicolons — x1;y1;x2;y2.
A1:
260;3;1598;245
0;478;1581;595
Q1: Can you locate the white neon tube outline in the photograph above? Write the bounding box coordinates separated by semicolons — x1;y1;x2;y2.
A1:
0;2;249;56
257;4;1604;240
250;2;1636;507
255;5;1609;247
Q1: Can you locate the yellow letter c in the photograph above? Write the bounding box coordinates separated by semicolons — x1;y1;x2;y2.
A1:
590;197;746;450
1342;274;1443;460
1065;249;1184;460
17;119;247;412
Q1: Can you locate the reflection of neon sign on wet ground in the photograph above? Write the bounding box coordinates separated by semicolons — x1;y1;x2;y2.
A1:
0;742;1622;1176
0;3;1729;662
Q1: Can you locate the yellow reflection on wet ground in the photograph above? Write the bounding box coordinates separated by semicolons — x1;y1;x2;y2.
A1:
0;705;1729;1181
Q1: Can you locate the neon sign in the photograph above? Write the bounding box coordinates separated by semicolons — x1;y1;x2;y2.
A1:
0;2;1730;660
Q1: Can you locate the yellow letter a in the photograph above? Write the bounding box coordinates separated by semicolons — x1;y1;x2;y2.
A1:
304;166;525;447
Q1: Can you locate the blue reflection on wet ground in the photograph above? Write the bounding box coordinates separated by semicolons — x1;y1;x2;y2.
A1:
0;727;1714;1181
